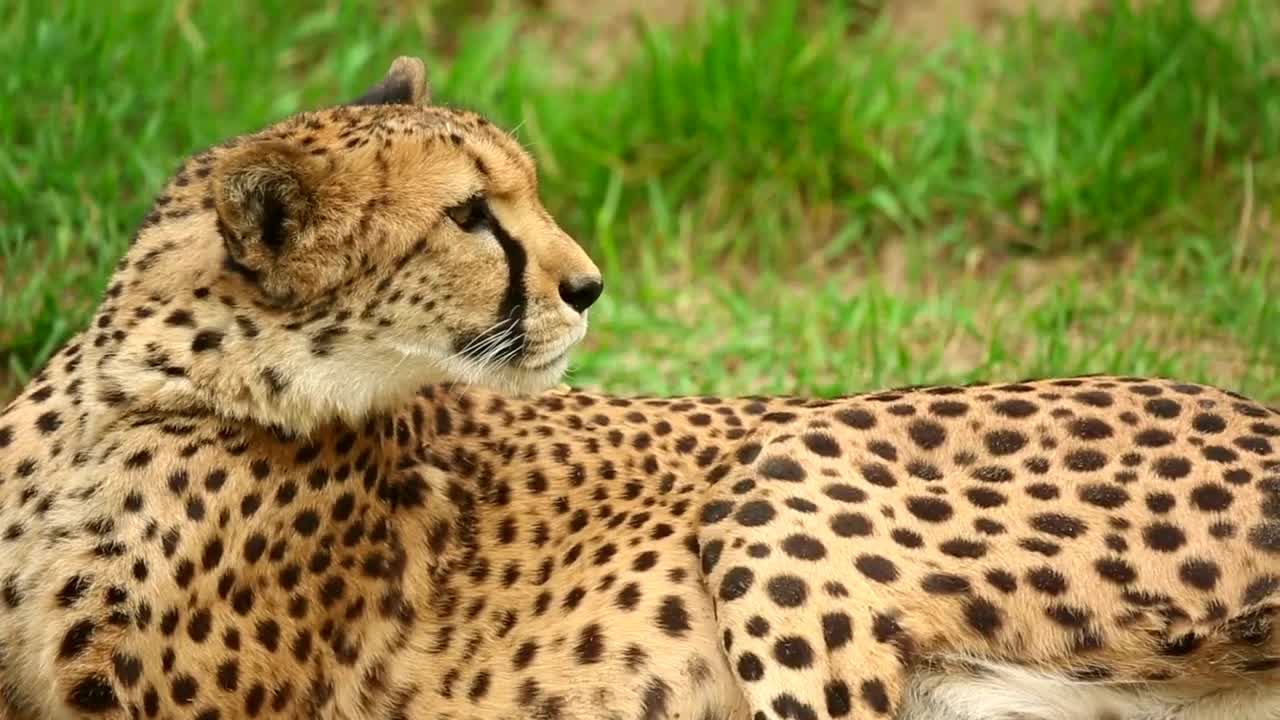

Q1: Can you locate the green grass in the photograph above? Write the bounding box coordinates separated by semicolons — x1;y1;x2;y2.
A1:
1;0;1278;404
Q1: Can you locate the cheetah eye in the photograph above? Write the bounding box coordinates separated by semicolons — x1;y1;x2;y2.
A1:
445;195;491;233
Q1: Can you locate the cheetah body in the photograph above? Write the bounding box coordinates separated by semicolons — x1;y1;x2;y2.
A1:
2;58;1280;720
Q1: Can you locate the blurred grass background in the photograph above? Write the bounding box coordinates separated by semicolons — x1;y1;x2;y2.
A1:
0;0;1277;404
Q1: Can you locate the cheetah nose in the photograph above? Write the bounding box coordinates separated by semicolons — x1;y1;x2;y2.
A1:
558;274;604;314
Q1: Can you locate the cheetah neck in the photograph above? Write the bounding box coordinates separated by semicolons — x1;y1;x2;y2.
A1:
74;221;440;442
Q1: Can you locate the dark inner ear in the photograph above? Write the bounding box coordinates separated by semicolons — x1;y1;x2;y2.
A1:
348;56;430;107
349;77;413;106
260;190;287;252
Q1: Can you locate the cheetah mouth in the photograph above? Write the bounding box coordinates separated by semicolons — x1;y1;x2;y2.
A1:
516;327;586;373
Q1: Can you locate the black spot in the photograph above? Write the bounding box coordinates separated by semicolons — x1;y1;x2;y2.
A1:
113;652;143;688
700;501;734;524
1136;428;1174;447
965;598;1003;636
1143;523;1187;553
1078;483;1129;509
974;521;1004;541
821;612;853;650
860;678;891;714
929;400;969;417
736;652;764;681
921;573;971;594
861;463;897;487
735;501;776;527
1203;445;1238;464
1146;489;1172;512
773;694;819;720
906;496;953;522
736;443;762;464
965;487;1007;508
1046;604;1092;628
773;636;815;669
1094;558;1137;584
1031;512;1088;539
191;330;225;353
255;619;280;652
571;624;605;665
638;678;670;720
1064;449;1107;472
124;449;152;470
1193;413;1227;434
802;433;841;458
984;429;1028;455
830;513;873;538
766;575;808;608
907;460;943;481
67;675;119;712
1072;391;1113;408
855;554;899;584
939;538;987;558
1237;436;1274;456
891;528;923;548
293;510;320;536
1026;567;1068;595
867;441;898;462
994;399;1039;417
1225;468;1252;485
59;619;96;659
188;609;213;642
36;410;63;434
1210;521;1237;539
824;484;866;503
216;660;239;691
1248;522;1280;554
825;680;852;717
1153;456;1192;480
782;534;827;560
760;456;806;482
1144;398;1182;419
1178;558;1221;591
656;597;691;636
908;420;947;449
1069;417;1113;441
971;465;1014;483
835;408;876;429
785;497;818;513
985;569;1017;594
171;674;199;704
1026;483;1059;500
699;541;723;575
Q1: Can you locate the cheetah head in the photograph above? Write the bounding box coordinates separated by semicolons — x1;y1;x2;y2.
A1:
86;57;602;433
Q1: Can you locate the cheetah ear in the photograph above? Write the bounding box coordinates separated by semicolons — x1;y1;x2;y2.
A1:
349;56;430;107
212;139;325;305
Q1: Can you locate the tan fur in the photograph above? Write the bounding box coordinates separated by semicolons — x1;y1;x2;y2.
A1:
2;57;1280;720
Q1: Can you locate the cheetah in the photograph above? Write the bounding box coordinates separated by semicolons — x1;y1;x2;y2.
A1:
2;56;1280;720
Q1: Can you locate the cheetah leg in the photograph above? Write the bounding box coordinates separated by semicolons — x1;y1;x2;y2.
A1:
700;526;911;719
698;434;916;719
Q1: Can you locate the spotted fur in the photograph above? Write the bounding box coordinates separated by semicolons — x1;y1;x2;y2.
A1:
2;56;1280;720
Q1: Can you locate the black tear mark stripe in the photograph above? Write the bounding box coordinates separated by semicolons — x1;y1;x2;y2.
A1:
492;215;528;336
456;210;528;362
